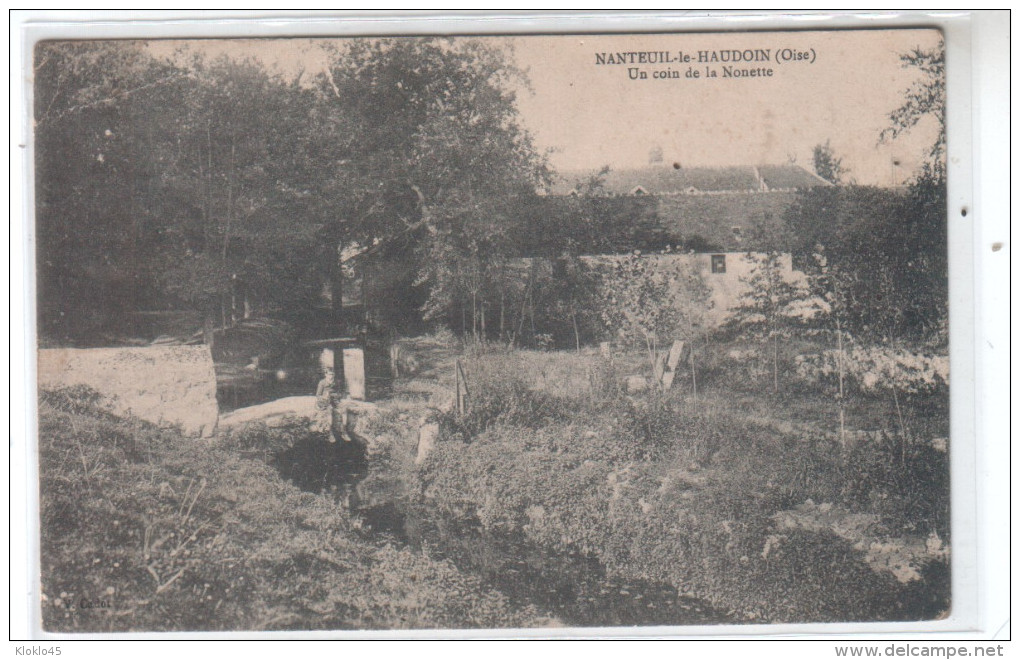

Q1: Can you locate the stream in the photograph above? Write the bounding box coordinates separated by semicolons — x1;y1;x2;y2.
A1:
358;501;731;628
274;435;733;629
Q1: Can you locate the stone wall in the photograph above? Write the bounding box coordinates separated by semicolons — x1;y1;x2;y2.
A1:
38;346;219;437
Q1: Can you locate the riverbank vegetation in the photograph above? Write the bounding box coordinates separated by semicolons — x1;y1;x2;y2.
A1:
38;324;950;631
38;386;546;632
410;342;950;623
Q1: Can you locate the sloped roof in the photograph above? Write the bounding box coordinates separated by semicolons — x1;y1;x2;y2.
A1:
757;164;830;190
548;164;829;196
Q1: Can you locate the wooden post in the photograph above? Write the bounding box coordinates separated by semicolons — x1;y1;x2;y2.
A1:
390;343;401;379
456;360;469;415
659;340;687;391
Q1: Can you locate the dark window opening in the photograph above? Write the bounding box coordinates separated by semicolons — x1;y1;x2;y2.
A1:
711;254;726;274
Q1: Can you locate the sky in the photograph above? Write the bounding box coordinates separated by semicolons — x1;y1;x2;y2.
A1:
510;30;942;185
147;29;942;186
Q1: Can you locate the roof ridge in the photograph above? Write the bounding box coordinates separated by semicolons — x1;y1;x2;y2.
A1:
548;162;828;195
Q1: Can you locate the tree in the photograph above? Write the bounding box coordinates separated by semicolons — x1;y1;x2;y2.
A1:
879;43;946;183
670;256;713;400
34;42;343;345
600;252;710;387
34;41;189;342
314;38;548;341
543;255;605;351
34;36;551;353
729;252;810;393
152;54;331;324
782;182;945;346
812;140;848;184
878;41;948;345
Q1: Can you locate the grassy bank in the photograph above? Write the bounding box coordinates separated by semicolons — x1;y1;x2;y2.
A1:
37;334;951;630
412;345;950;624
38;387;545;632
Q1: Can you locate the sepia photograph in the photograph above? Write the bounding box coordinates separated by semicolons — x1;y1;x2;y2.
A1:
31;26;954;634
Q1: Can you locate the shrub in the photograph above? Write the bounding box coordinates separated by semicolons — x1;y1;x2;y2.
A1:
598;252;712;380
217;419;320;457
39;384;107;412
440;357;576;439
839;432;950;539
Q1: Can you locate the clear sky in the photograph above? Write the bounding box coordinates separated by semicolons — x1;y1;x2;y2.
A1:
148;28;942;186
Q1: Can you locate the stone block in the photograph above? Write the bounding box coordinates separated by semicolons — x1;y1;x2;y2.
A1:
38;346;218;437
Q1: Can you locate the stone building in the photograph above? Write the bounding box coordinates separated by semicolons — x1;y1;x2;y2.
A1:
548;164;827;325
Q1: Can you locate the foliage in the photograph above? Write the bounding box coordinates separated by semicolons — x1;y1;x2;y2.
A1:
836;187;946;346
877;41;949;339
317;38;548;336
34;38;549;344
811;140;848;184
34;42;178;341
155;55;331;316
599;252;711;375
782;184;947;346
34;43;336;341
780;42;948;348
879;43;946;182
539;256;607;350
727;252;814;391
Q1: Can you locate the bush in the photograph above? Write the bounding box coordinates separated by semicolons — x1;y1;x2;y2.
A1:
453;375;563;437
840;432;950;539
440;355;587;439
217;419;320;456
39;385;108;416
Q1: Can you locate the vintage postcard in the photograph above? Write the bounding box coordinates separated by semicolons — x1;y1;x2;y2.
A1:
31;25;953;634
